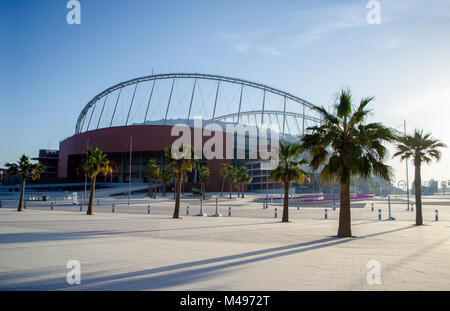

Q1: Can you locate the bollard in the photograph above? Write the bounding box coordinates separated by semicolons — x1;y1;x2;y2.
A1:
186;205;190;215
324;209;328;219
112;204;115;213
97;199;100;206
378;209;382;220
274;208;278;218
388;196;393;220
371;203;374;212
228;207;231;217
147;205;150;214
435;210;439;221
50;202;54;211
79;204;82;212
297;204;300;211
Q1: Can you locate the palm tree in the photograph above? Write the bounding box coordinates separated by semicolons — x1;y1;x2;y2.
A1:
198;165;210;200
159;167;174;197
78;148;112;215
302;89;395;237
5;155;44;212
145;160;160;199
441;181;447;195
165;145;198;218
226;165;238;199
269;142;309;222
393;129;447;225
219;163;229;197
237;166;252;198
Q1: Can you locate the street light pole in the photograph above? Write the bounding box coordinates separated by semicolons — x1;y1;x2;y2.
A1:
404;120;410;210
128;136;132;206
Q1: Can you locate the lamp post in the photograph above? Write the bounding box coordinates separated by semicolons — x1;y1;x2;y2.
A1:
394;121;410;210
404;120;410;211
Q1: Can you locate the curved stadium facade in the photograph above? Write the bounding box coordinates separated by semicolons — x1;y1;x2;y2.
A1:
58;73;322;192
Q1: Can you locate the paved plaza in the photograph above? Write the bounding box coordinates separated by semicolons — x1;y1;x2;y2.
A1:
1;191;450;290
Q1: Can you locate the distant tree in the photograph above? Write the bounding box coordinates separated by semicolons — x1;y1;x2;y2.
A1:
159;167;174;197
219;163;229;197
237;166;252;198
165;145;198;219
78;148;112;215
145;160;160;199
198;165;210;200
225;165;238;199
441;181;447;195
394;129;447;225
5;155;44;212
269;142;310;223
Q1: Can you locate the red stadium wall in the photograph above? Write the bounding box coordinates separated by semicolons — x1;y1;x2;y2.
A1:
59;125;232;191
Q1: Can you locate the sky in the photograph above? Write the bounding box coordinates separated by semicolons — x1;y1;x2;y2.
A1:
1;0;450;186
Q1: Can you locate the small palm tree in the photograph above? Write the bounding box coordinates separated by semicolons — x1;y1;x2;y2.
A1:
165;145;198;218
237;166;252;198
198;165;210;200
393;129;447;225
159;167;174;197
302;89;395;237
226;165;238;199
441;181;447;195
78;148;112;215
269;142;310;222
219;163;229;197
5;155;44;212
145;160;160;199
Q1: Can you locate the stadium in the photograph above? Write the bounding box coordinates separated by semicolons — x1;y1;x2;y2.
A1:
58;73;323;193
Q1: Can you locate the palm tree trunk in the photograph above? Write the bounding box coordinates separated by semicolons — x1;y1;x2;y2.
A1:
173;172;183;218
18;178;25;212
221;178;225;197
414;162;423;226
148;181;152;197
229;183;232;199
87;176;96;215
163;183;166;197
337;181;352;237
153;181;157;199
241;183;245;198
282;183;290;222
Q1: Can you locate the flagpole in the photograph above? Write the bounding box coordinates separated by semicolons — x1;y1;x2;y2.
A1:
84;139;89;205
128;136;132;205
404;120;410;210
